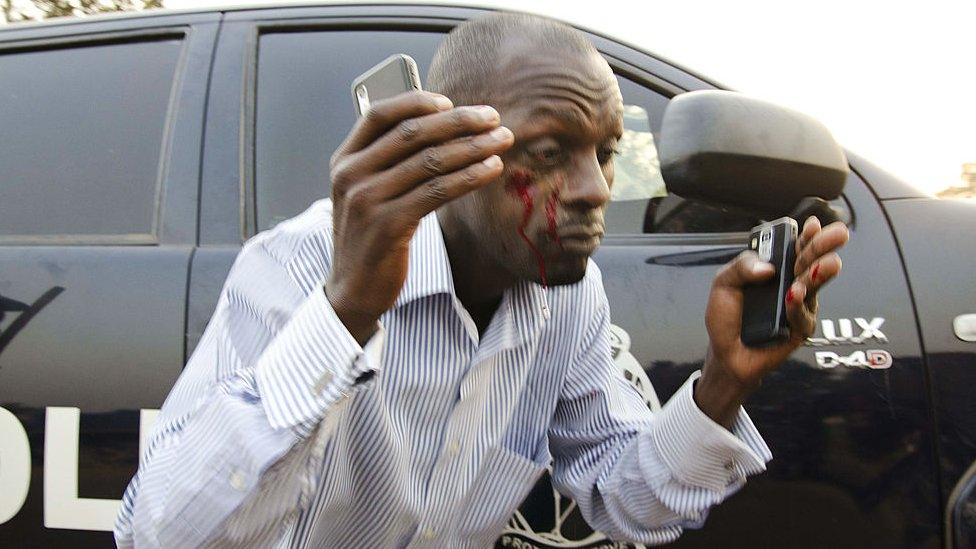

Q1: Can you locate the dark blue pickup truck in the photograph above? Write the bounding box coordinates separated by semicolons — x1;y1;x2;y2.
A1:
1;4;974;547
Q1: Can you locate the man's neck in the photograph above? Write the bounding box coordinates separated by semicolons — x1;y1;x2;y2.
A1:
436;210;515;334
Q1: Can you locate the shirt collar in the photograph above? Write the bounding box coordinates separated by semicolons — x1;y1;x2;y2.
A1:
393;211;456;307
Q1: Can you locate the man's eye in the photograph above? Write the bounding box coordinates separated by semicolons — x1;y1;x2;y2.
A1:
598;146;621;164
529;145;564;165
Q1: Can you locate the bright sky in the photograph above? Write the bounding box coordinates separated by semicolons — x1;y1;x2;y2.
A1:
15;0;976;194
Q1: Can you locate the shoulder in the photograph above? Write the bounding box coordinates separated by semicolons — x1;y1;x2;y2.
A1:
219;199;335;321
249;198;334;267
229;199;333;280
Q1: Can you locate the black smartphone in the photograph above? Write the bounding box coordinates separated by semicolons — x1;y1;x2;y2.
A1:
741;216;799;346
352;54;422;116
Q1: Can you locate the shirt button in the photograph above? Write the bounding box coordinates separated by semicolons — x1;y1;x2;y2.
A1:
448;440;461;456
422;527;436;540
725;459;737;472
229;469;248;491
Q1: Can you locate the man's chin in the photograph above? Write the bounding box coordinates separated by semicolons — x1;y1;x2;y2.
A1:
541;256;590;286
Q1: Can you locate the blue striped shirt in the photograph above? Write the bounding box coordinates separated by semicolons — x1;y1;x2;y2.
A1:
115;198;771;548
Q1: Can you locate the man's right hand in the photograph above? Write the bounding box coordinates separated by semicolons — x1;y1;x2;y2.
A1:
325;91;514;344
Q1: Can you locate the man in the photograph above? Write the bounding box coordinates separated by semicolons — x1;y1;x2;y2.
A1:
116;12;848;548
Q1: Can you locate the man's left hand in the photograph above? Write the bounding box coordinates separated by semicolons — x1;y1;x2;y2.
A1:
695;216;850;427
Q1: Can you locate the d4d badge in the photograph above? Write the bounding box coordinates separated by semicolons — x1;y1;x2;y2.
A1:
815;349;892;369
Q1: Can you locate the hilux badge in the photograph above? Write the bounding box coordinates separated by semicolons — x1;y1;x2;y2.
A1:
806;317;887;346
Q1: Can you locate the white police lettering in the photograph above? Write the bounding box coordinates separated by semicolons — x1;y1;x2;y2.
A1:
815;350;892;369
0;406;159;531
44;407;121;530
0;407;31;524
806;317;888;346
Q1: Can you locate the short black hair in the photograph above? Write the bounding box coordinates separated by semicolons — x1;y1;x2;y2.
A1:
427;12;598;106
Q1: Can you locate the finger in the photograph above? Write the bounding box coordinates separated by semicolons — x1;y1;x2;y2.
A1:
336;91;453;158
351;105;502;174
389;155;506;219
372;126;514;200
795;215;821;258
795;221;849;276
785;281;817;341
795;252;842;295
713;250;776;289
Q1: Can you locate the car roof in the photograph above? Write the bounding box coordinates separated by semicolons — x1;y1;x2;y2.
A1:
0;2;484;31
0;2;729;94
0;3;920;203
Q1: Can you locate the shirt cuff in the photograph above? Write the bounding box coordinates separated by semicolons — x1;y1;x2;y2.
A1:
256;284;385;432
650;371;772;494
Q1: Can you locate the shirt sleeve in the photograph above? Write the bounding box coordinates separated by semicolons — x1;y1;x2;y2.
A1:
548;290;772;545
114;227;384;548
256;283;385;436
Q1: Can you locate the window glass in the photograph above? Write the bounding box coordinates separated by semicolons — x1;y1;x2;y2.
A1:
254;31;766;235
609;76;765;234
0;38;182;238
255;31;443;232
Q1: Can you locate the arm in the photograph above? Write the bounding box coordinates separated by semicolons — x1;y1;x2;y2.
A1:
115;236;384;548
548;292;771;545
551;217;849;544
698;216;849;427
116;91;513;548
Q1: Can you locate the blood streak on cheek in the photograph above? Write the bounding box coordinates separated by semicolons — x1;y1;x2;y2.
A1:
505;169;548;287
545;183;562;247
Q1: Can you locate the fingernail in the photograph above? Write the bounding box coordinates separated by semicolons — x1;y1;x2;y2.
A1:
753;261;773;274
433;95;453;110
482;155;502;169
489;126;512;141
476;105;499;122
811;264;820;282
786;287;795;304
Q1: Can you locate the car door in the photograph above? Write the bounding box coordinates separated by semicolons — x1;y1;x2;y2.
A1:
590;126;941;548
0;13;217;547
191;5;941;548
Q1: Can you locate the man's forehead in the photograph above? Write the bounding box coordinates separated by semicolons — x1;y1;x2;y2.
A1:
496;41;613;85
490;44;622;136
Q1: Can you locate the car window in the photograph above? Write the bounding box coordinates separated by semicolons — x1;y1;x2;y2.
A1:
253;31;763;234
0;38;183;239
255;31;444;232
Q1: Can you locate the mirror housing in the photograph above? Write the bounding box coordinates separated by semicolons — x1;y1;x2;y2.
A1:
658;90;849;217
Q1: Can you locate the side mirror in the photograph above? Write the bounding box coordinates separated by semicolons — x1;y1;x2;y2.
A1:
658;90;849;217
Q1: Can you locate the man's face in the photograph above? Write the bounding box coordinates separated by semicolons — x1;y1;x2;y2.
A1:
452;43;623;286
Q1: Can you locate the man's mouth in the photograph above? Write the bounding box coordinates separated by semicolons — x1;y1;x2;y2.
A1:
554;223;605;255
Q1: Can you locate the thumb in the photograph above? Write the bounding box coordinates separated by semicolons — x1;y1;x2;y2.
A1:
714;251;776;289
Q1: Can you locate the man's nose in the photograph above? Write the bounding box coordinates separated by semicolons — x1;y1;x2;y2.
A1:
559;157;611;210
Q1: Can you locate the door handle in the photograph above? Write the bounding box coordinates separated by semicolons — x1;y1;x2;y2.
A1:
954;314;976;342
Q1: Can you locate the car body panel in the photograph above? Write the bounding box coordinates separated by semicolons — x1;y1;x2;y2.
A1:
883;197;976;518
0;13;218;546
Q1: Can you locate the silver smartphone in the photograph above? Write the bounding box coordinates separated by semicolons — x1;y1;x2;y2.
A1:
351;54;422;116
